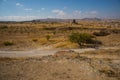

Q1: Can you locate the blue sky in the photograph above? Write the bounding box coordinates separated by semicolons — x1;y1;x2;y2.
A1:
0;0;120;21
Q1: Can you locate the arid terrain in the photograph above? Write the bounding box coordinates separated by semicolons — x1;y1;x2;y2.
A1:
0;49;120;80
0;19;120;80
0;20;120;50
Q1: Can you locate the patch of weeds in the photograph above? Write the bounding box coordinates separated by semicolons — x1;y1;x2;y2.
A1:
32;39;38;42
3;41;14;46
46;35;51;41
0;57;19;62
0;26;8;29
99;69;117;77
93;30;110;36
69;32;100;47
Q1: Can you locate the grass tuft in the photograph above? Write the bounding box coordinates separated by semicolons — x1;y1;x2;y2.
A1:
3;41;14;46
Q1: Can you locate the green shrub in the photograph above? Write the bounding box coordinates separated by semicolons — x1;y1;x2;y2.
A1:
69;33;94;46
93;30;110;36
111;29;120;34
46;35;51;41
3;41;14;46
32;39;38;42
0;26;8;29
53;31;56;35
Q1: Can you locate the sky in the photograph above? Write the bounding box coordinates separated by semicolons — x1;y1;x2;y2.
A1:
0;0;120;21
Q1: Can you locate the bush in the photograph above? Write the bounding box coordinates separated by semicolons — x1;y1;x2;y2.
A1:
53;31;56;35
32;39;38;42
93;30;110;36
3;41;14;46
0;26;8;29
92;40;102;44
69;33;93;46
111;29;120;34
46;35;51;41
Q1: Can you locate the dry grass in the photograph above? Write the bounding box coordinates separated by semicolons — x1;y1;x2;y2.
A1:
0;21;120;50
0;21;120;80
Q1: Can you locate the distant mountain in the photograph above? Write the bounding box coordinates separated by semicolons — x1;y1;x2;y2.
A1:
81;18;102;21
1;18;119;22
32;18;72;22
32;18;102;22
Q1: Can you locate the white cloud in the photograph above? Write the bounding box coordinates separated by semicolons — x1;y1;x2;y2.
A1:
52;9;66;17
72;10;99;19
69;10;82;19
36;8;45;12
74;10;81;15
16;3;23;7
0;10;100;21
41;8;45;10
84;11;98;18
24;8;32;11
90;11;98;15
0;16;39;21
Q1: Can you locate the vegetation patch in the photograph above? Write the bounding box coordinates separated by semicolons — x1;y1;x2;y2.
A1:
46;35;51;41
69;33;101;47
93;30;110;36
32;39;38;42
111;29;120;34
0;26;8;29
99;69;117;77
3;41;14;46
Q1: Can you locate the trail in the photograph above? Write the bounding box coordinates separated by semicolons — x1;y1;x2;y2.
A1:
0;46;119;58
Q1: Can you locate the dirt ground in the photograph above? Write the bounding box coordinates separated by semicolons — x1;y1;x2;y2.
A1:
0;21;120;80
0;49;120;80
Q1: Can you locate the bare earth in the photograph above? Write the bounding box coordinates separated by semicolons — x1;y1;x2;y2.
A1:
0;46;119;57
0;48;120;80
0;21;120;80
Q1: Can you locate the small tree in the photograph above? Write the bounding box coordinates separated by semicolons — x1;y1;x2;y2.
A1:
69;33;93;47
72;19;77;24
46;35;51;41
3;41;14;46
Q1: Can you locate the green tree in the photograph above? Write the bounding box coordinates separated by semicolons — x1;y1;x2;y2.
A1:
72;19;77;24
69;33;93;47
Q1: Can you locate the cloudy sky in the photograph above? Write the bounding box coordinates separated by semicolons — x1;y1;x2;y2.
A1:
0;0;120;21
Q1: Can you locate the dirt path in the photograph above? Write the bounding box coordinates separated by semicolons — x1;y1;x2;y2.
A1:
0;46;119;57
0;46;119;80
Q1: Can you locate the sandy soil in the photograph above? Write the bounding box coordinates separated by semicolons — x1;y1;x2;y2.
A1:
0;49;120;80
0;46;119;57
